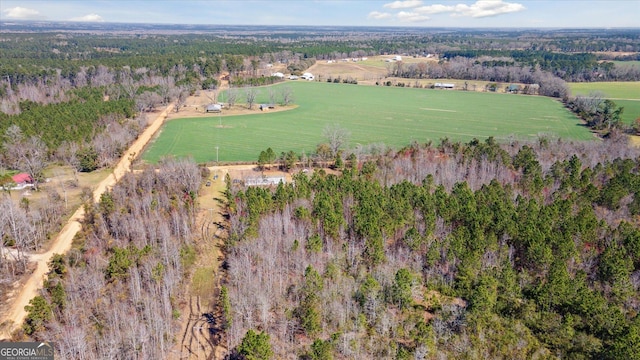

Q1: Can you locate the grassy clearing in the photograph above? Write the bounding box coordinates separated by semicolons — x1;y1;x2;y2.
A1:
568;81;640;123
143;81;593;163
9;166;111;211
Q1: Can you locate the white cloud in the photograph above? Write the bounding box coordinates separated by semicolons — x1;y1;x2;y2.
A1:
2;6;44;20
373;0;525;22
397;11;431;22
70;14;105;22
414;4;456;15
452;0;525;18
368;11;392;20
383;1;423;10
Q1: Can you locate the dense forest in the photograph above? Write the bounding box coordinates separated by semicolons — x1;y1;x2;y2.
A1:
1;26;639;86
222;136;640;359
20;158;202;358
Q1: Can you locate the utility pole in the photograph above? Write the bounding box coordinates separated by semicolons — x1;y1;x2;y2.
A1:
215;146;219;163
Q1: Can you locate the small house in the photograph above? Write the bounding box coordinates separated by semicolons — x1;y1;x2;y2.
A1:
10;173;34;189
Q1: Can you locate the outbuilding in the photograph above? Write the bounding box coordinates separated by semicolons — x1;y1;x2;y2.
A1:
434;82;455;89
206;104;222;113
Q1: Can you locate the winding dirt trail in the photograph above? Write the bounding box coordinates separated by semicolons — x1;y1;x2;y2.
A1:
0;102;175;340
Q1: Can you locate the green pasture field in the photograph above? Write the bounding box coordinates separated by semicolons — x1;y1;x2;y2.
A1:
611;61;640;68
616;100;640;124
568;81;640;100
143;81;593;163
568;81;640;124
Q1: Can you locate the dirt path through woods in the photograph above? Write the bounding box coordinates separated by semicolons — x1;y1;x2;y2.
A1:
0;102;175;340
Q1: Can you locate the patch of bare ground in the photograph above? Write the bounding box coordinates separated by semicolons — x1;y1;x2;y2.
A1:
629;135;640;147
170;169;227;360
308;60;388;84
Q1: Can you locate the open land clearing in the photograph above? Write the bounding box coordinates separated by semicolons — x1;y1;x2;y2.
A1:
568;81;640;124
143;80;594;163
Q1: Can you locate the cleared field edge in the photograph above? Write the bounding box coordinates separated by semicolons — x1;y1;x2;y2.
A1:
143;82;594;163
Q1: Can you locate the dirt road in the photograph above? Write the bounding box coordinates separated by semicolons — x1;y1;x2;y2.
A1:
0;103;175;340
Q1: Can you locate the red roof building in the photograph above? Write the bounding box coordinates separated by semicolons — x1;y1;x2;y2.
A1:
12;173;33;185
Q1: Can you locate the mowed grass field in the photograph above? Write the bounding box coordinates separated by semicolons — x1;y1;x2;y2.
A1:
568;81;640;124
143;81;593;163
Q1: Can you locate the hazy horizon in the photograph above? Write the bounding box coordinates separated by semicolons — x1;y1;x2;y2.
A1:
1;0;638;29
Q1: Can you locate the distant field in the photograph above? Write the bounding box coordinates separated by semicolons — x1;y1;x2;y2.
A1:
143;81;593;163
568;81;640;123
611;61;640;68
616;100;640;124
568;81;640;99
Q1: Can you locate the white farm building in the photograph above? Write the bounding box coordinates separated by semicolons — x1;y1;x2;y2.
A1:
301;72;315;81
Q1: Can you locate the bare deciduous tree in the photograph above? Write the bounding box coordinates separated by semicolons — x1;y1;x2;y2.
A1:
135;91;163;112
226;87;238;108
245;86;259;110
91;65;115;88
323;124;351;157
119;71;139;100
4;128;47;188
269;87;277;106
280;86;293;106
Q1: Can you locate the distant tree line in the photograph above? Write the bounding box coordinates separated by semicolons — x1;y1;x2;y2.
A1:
387;57;570;98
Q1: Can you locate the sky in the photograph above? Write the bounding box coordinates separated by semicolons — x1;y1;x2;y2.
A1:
1;0;638;28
